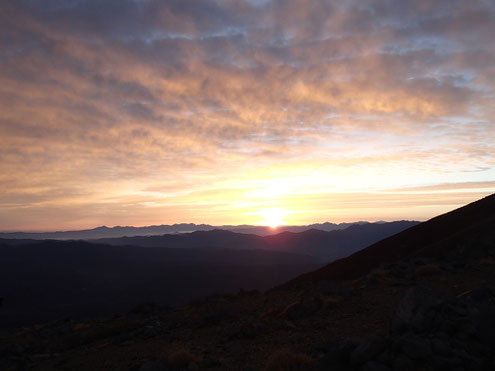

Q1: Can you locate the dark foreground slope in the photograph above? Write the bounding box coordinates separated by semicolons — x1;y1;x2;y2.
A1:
287;193;495;285
1;195;494;371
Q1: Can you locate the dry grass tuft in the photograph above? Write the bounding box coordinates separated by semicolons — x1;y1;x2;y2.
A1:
263;349;314;371
480;257;494;265
260;308;280;320
367;268;393;284
280;301;303;319
322;297;341;311
167;348;201;369
415;263;441;276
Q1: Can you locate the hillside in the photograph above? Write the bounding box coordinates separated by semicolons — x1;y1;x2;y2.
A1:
287;193;495;285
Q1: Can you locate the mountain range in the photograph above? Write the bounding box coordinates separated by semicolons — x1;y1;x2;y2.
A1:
92;221;418;262
0;221;386;240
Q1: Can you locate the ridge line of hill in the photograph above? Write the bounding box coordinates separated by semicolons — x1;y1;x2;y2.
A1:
283;193;495;286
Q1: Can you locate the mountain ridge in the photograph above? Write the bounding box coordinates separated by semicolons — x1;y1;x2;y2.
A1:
0;220;413;239
92;221;419;262
285;193;495;285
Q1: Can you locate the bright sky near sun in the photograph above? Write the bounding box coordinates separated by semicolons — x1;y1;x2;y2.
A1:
1;1;495;231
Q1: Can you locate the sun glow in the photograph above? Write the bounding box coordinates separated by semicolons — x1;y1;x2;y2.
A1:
259;208;286;228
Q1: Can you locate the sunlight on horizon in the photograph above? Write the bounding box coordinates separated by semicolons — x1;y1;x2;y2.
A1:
257;208;287;228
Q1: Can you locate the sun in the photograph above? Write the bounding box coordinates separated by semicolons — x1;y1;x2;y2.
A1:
259;208;286;229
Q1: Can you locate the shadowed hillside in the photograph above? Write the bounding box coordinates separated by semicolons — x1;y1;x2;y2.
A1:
287;193;495;285
0;240;321;330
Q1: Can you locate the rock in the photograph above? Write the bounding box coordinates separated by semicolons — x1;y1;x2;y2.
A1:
228;322;263;340
197;310;232;328
430;355;462;370
280;296;322;320
350;336;387;365
464;288;495;347
203;358;221;368
339;338;360;356
283;320;297;330
135;324;162;340
375;349;393;365
281;301;306;320
399;334;432;359
362;361;391;371
301;295;323;313
140;360;168;371
130;302;165;315
460;352;484;370
391;286;443;334
414;263;443;278
460;287;494;303
430;338;451;356
319;341;351;370
388;262;414;281
319;350;347;370
391;355;414;371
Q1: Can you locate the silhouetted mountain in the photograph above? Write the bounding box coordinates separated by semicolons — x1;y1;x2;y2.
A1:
94;229;262;250
0;221;404;239
0;223;215;240
226;221;372;236
288;193;495;285
94;221;419;262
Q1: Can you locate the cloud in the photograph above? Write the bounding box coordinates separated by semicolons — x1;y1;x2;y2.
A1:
0;0;494;229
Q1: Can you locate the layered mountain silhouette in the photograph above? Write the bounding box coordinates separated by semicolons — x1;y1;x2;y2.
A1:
1;194;495;370
0;221;390;240
93;221;418;262
0;221;416;329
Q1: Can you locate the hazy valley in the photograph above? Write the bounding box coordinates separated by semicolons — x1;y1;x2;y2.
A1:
0;221;417;329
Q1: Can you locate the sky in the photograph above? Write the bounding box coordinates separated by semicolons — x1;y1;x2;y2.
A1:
1;0;495;231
